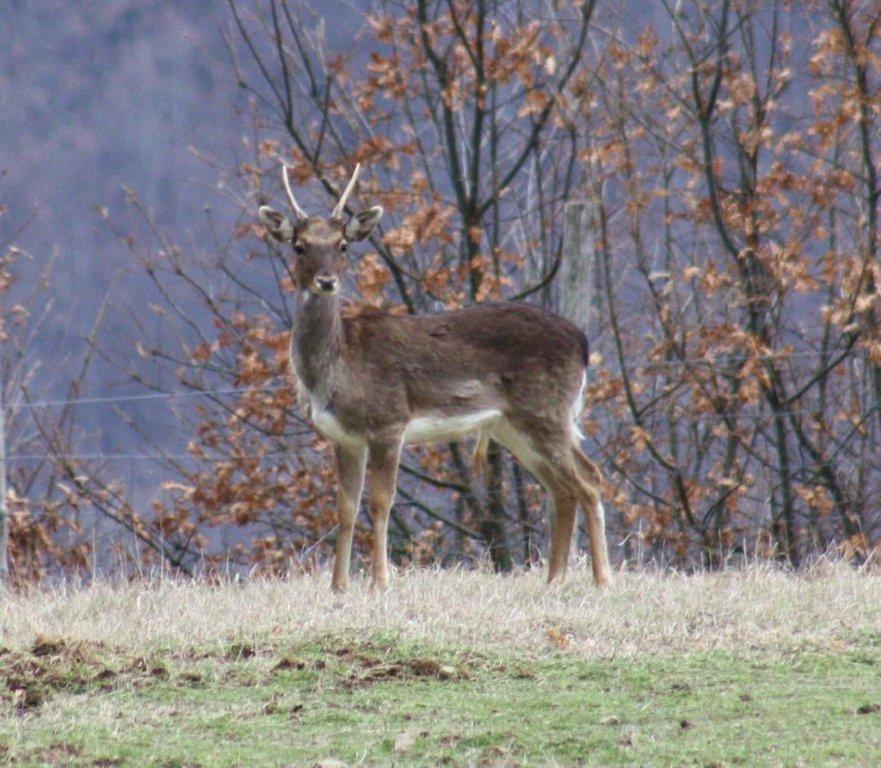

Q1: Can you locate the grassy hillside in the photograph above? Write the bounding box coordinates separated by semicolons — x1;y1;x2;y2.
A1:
2;563;880;766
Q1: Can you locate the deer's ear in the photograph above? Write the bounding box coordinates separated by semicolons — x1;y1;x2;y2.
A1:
258;206;295;243
344;206;383;242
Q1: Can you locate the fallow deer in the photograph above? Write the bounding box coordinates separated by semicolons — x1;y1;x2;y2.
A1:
258;164;612;591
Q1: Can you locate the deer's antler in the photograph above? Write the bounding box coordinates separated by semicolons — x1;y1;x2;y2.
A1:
282;164;308;220
331;163;361;220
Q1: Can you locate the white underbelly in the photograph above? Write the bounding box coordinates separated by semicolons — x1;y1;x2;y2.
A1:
403;409;502;445
302;368;501;449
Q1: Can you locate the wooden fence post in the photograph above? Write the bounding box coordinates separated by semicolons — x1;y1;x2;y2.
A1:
560;199;597;337
560;199;599;559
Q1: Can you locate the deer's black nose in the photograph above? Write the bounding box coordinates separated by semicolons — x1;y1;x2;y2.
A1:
314;275;339;294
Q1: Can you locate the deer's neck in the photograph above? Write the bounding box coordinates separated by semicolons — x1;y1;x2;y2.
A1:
292;293;342;397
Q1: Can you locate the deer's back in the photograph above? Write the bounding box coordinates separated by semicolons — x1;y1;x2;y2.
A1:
339;302;587;424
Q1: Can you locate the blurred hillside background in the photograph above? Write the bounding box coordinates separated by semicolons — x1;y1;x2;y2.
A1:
2;2;230;483
1;0;880;579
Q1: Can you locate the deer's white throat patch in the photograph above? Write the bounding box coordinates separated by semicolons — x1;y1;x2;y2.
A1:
312;404;365;449
296;372;366;450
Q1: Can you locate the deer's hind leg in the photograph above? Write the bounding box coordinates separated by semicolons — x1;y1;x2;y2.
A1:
491;418;611;586
537;450;586;584
488;419;574;583
572;446;603;486
571;444;612;587
544;451;611;587
547;483;578;583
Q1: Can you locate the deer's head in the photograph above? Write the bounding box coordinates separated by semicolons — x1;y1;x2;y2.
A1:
258;164;383;296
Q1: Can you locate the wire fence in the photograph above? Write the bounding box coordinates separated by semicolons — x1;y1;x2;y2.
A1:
17;348;860;409
5;451;299;463
3;346;877;464
22;383;288;409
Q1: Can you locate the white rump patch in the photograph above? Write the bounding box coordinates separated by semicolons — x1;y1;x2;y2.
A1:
403;409;502;445
571;370;587;441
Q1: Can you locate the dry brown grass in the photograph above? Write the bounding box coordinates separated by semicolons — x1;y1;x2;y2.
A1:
2;560;879;658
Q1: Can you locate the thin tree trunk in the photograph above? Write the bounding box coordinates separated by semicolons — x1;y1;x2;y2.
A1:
0;382;8;582
483;441;513;571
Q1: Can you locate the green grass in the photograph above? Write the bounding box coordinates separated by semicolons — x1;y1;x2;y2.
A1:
2;634;880;767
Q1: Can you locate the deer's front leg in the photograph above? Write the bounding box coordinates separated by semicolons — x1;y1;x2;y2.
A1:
366;438;403;591
331;445;367;593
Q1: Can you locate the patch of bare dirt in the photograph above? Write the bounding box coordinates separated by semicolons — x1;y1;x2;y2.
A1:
272;657;308;671
0;637;179;714
123;657;168;678
261;693;305;717
340;653;467;688
27;741;83;765
225;642;256;660
2;638;112;713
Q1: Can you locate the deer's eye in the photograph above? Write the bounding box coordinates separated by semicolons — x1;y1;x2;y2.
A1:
294;243;305;256
339;241;348;253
